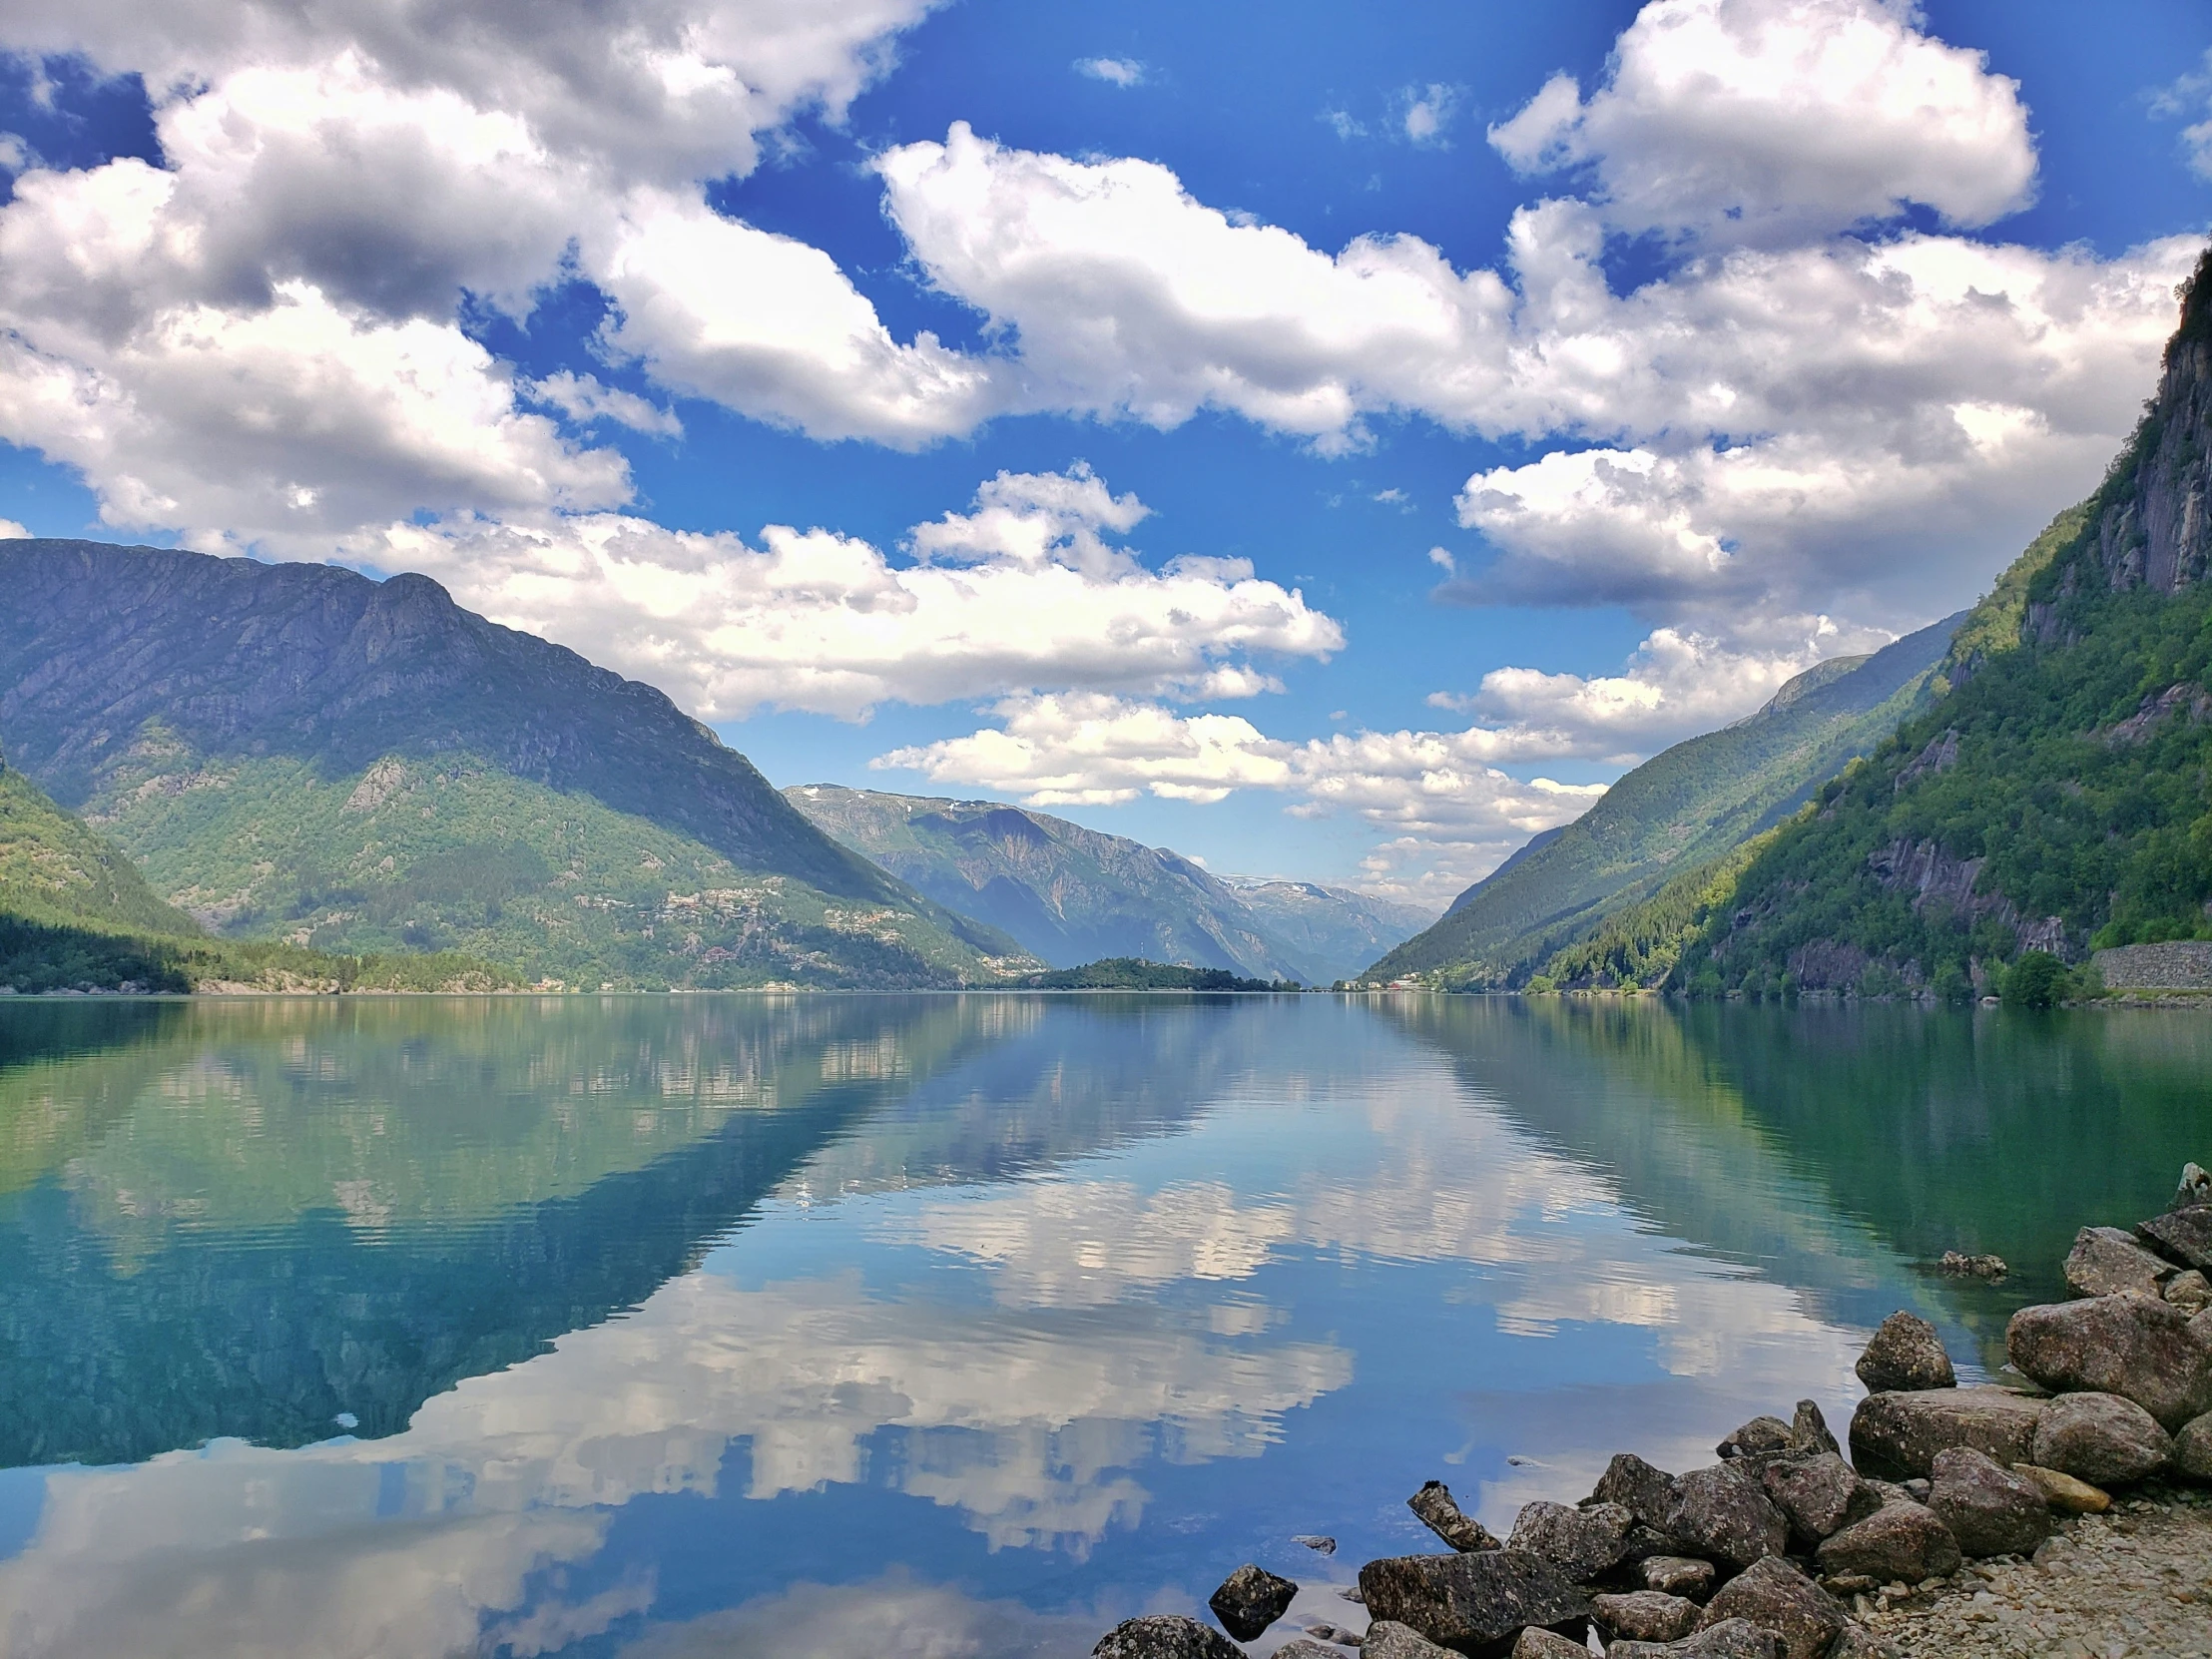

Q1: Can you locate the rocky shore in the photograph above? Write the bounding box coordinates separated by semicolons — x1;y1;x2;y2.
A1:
1089;1164;2212;1659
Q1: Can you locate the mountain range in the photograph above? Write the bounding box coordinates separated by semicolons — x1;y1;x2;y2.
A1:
786;784;1434;985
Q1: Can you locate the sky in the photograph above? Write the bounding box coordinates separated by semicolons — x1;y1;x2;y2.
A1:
1;0;2210;907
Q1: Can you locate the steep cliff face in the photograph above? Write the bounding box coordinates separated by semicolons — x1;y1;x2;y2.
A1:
2076;274;2212;598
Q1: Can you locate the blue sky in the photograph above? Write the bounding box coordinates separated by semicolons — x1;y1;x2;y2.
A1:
2;0;2209;902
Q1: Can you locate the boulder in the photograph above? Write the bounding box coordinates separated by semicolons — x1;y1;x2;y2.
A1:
2175;1410;2212;1480
2063;1226;2176;1299
1507;1632;1588;1659
1639;1557;1717;1600
1359;1550;1591;1653
1093;1616;1244;1659
1848;1385;2046;1479
1593;1591;1701;1642
1607;1618;1784;1658
2028;1390;2174;1484
1274;1643;1342;1659
1510;1500;1637;1581
2168;1270;2212;1314
1927;1447;2050;1557
2176;1162;2212;1211
1208;1562;1299;1641
1936;1251;2007;1280
2008;1464;2109;1513
1699;1557;1847;1659
1364;1622;1459;1659
1716;1416;1795;1462
1590;1454;1679;1529
1788;1400;1841;1459
1827;1627;1902;1659
1814;1503;1962;1583
1757;1452;1877;1544
1854;1312;1955;1392
1410;1479;1502;1551
2138;1204;2212;1275
1663;1465;1788;1570
1295;1534;1339;1555
2005;1293;2212;1429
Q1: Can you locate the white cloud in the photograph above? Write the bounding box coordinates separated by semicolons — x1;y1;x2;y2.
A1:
365;468;1342;721
528;372;682;438
1074;57;1145;88
2152;50;2212;182
1488;0;2037;241
1397;83;1461;148
0;519;29;539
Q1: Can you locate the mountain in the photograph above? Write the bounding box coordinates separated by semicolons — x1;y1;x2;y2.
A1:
1365;615;1963;987
1674;247;2212;997
784;784;1434;984
0;541;1033;989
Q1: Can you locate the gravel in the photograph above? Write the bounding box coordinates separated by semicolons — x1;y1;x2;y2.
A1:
1857;1486;2212;1658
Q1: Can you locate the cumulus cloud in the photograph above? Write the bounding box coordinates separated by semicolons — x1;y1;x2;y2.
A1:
0;519;30;539
1487;0;2036;241
527;372;682;438
367;468;1342;720
1074;57;1145;88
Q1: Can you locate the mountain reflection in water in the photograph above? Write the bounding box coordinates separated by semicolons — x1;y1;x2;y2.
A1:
0;995;2201;1659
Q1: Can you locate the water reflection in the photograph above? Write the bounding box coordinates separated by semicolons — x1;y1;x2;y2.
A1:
0;995;2202;1659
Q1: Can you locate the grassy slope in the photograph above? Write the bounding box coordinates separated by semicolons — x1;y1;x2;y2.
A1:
1365;616;1961;986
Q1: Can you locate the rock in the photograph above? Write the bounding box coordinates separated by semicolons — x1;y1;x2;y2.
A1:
1848;1386;2046;1479
1826;1627;1901;1659
2137;1203;2212;1274
1593;1591;1701;1642
1757;1452;1877;1543
2005;1292;2212;1429
1409;1479;1502;1551
1510;1500;1637;1581
1209;1562;1299;1641
1358;1551;1591;1653
1093;1615;1245;1659
1507;1632;1588;1659
1813;1503;1962;1583
1607;1618;1784;1658
2028;1389;2175;1484
1854;1312;1955;1392
1364;1622;1459;1659
1899;1480;1929;1504
2176;1162;2212;1210
1590;1454;1679;1529
2008;1463;2110;1513
2168;1269;2212;1313
2063;1226;2177;1299
1275;1643;1342;1659
1787;1400;1840;1458
1639;1557;1716;1600
2175;1409;2212;1479
1716;1416;1794;1461
1936;1251;2007;1280
1661;1465;1788;1570
1927;1447;2050;1557
1698;1557;1847;1659
1295;1534;1339;1554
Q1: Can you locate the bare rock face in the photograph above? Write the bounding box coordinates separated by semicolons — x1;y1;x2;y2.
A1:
1505;1630;1587;1659
2138;1204;2212;1275
1854;1312;1955;1393
1509;1500;1636;1583
1208;1563;1299;1641
1927;1447;2051;1558
1640;1556;1718;1600
1814;1502;1963;1583
2064;1226;2177;1299
1716;1416;1795;1462
1363;1621;1459;1659
2005;1293;2212;1429
1699;1557;1848;1659
1758;1452;1878;1544
1409;1479;1502;1551
1662;1465;1789;1570
1358;1550;1591;1653
1788;1400;1841;1458
1607;1617;1785;1658
2028;1390;2175;1485
2169;1409;2212;1479
2009;1463;2110;1513
1093;1615;1245;1659
1593;1590;1702;1642
1591;1453;1680;1529
1848;1385;2046;1479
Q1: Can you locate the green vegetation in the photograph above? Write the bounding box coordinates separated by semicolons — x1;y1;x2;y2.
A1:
1367;615;1961;988
1010;957;1288;990
1535;833;1779;992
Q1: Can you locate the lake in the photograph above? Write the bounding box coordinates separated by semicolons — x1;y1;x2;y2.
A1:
0;993;2205;1658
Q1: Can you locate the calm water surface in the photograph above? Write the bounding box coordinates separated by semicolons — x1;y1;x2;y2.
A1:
0;994;2206;1658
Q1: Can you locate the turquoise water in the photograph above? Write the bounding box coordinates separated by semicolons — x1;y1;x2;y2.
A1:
0;993;2205;1658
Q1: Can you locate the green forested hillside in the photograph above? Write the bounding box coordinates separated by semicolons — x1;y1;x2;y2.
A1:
1676;248;2212;996
1363;615;1960;987
0;542;1032;989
